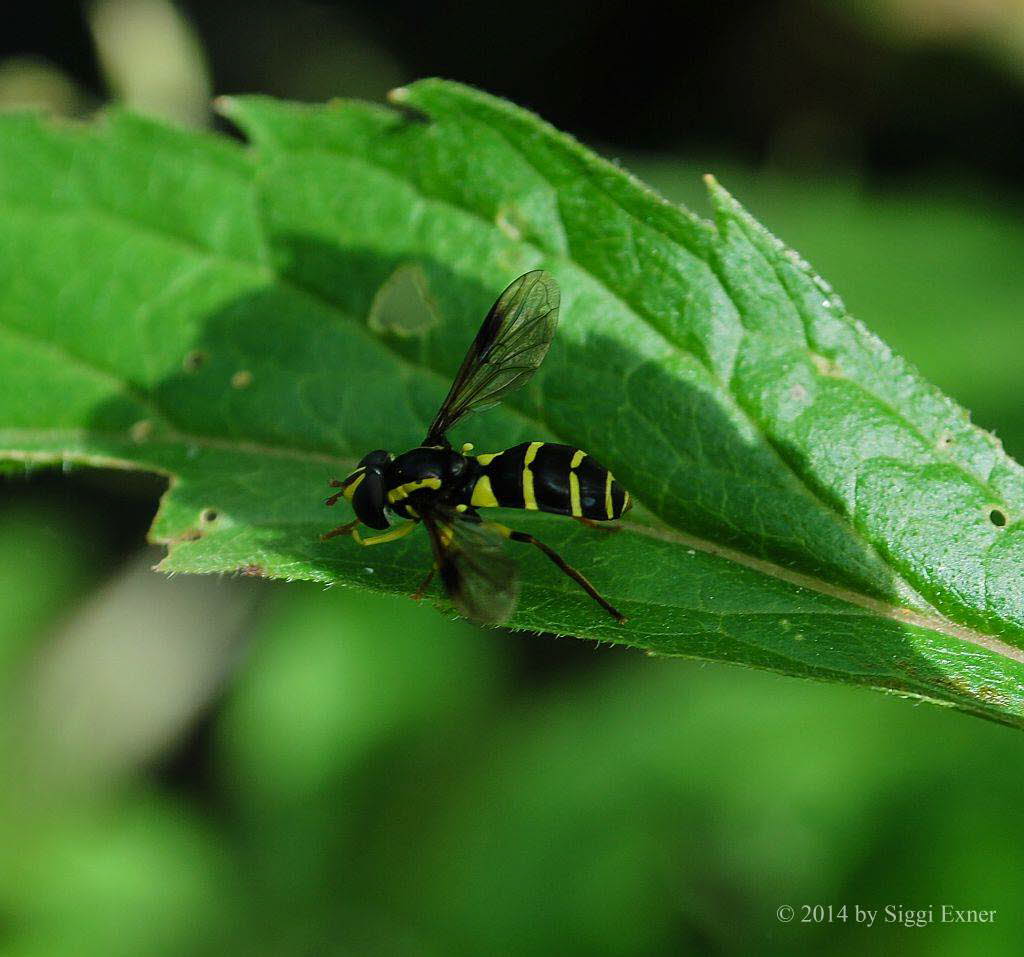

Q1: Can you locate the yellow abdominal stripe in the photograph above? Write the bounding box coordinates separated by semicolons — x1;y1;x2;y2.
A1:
521;441;543;510
569;471;582;516
569;449;586;517
471;474;499;507
469;450;504;508
605;471;613;518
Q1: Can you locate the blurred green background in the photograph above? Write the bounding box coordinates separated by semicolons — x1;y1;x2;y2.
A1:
2;1;1024;954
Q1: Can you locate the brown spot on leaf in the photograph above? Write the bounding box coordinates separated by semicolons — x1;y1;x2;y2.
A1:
810;352;844;378
977;685;1010;706
129;419;154;442
183;350;208;373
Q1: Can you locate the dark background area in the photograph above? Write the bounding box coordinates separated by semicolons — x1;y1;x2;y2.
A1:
8;0;1024;189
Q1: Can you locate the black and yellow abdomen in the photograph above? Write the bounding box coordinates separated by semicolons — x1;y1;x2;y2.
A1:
465;442;630;521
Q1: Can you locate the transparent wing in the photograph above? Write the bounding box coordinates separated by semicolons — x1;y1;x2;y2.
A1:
421;506;520;626
424;270;559;445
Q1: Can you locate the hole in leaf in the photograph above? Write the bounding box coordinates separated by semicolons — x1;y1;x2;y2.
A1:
368;263;439;338
989;508;1007;528
495;204;526;240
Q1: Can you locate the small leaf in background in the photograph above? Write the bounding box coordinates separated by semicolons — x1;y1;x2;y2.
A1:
15;551;254;793
87;0;212;128
1;80;1023;725
0;56;91;116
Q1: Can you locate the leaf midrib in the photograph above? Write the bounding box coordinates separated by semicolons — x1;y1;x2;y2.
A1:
7;425;1020;664
621;520;1024;661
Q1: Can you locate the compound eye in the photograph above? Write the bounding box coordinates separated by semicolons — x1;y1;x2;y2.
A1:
351;470;390;530
358;449;392;469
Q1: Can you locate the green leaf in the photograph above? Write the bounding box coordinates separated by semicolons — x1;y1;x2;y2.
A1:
1;81;1023;727
634;163;1024;462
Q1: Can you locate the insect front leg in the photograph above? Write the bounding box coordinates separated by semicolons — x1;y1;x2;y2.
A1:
320;518;361;541
325;478;347;507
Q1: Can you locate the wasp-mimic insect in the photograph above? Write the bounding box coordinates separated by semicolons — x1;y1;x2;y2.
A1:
322;271;631;625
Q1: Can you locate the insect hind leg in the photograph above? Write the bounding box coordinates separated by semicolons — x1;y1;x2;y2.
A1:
412;563;438;601
485;521;626;623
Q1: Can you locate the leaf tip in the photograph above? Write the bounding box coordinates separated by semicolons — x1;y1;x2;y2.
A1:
702;173;745;230
702;172;734;207
385;83;435;124
212;95;237;118
386;86;410;105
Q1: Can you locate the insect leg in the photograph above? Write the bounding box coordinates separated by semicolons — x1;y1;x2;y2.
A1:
321;518;361;541
574;516;619;532
325;479;347;507
353;521;418;547
484;521;626;623
412;563;438;601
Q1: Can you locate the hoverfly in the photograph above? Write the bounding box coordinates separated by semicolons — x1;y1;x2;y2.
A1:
322;270;631;625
